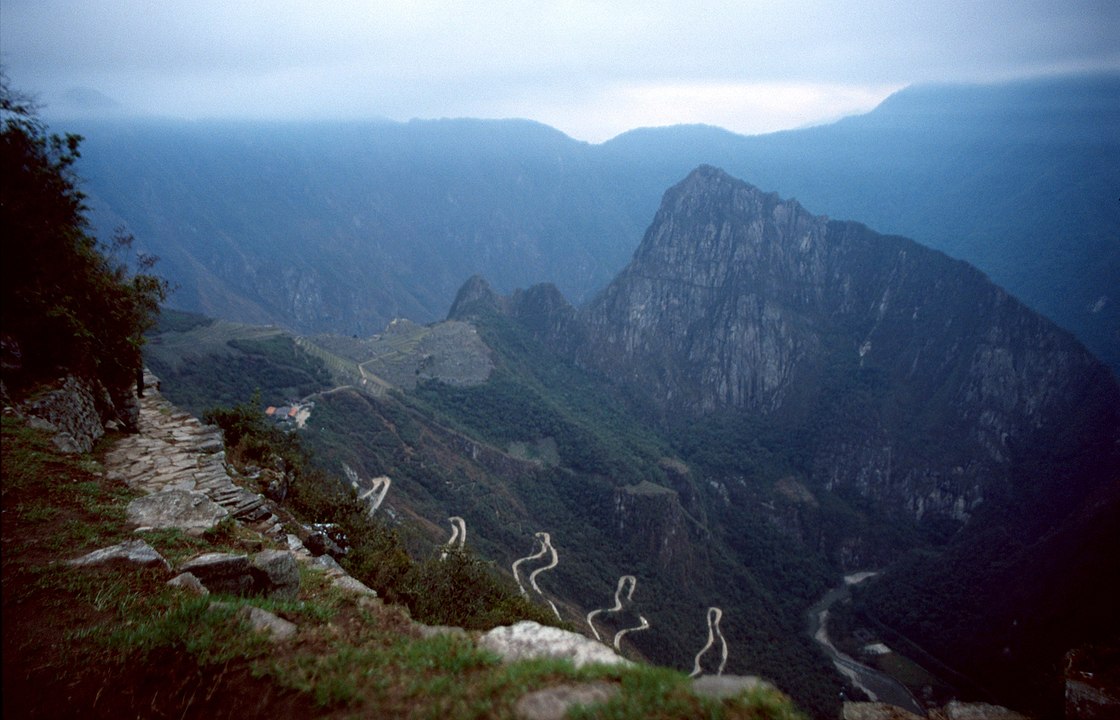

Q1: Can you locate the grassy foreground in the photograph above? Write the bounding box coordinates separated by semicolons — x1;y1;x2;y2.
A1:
1;416;806;719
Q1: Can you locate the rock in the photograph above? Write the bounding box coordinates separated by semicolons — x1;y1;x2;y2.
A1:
286;533;309;555
179;552;254;596
933;701;1029;720
842;702;925;720
691;675;776;700
479;621;632;668
21;375;108;454
310;554;343;573
167;571;209;595
250;550;300;600
305;526;347;558
127;489;229;534
239;605;297;641
415;624;469;640
513;682;619;720
68;539;171;571
167;572;209;595
331;574;377;597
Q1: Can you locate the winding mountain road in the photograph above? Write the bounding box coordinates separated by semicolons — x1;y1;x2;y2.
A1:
586;575;638;642
440;516;467;560
612;615;650;651
511;531;563;621
689;607;728;677
343;464;391;517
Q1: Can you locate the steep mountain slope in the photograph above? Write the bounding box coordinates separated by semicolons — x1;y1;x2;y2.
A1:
578;166;1119;529
500;165;1120;716
146;308;848;717
144;165;1118;717
69;74;1119;370
602;75;1120;372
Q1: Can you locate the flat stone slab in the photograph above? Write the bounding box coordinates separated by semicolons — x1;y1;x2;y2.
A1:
691;675;777;700
128;489;229;533
842;703;924;720
514;682;619;720
479;621;631;669
331;574;377;597
69;539;171;571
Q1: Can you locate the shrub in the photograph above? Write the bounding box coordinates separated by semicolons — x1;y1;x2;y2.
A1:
0;74;167;398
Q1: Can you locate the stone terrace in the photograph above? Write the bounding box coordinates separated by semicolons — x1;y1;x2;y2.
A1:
104;370;282;537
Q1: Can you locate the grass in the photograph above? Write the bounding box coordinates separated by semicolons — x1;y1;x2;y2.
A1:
2;413;807;719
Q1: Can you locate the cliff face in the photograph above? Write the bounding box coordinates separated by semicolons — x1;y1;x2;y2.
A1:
575;166;1120;527
436;167;1118;714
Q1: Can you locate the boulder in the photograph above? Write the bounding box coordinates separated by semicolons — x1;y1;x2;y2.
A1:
514;682;619;720
128;489;229;534
167;572;209;595
691;675;777;700
479;621;631;668
179;552;254;596
68;539;171;571
250;550;300;600
239;605;297;641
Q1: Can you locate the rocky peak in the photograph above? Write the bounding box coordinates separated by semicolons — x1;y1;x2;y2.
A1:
573;165;1119;528
447;274;505;320
579;165;830;415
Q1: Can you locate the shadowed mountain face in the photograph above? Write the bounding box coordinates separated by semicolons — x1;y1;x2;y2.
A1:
447;166;1119;715
70;74;1120;371
480;165;1120;534
144;163;1118;718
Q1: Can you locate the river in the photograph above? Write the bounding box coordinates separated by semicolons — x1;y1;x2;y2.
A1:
806;574;924;713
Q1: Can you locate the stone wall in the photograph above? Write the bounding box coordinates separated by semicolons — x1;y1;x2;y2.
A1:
18;374;138;453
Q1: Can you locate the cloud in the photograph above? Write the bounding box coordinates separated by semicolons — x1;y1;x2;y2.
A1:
1;0;1117;140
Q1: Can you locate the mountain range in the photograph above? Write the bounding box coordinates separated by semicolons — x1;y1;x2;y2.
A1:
145;165;1120;718
70;73;1120;372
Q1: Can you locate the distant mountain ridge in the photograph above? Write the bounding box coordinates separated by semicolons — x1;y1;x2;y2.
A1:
70;73;1120;370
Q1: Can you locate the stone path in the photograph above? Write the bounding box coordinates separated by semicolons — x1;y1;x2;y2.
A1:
104;370;283;537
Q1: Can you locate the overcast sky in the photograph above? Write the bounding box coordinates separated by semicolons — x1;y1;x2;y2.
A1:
2;0;1117;142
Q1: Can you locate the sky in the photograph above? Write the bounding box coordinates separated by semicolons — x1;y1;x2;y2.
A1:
1;1;1117;143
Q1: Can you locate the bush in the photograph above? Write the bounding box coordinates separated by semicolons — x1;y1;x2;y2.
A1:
0;74;167;398
402;548;559;630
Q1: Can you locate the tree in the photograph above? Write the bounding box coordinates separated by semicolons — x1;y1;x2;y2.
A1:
0;72;168;404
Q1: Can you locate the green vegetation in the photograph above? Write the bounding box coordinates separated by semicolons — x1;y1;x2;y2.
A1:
202;395;557;631
2;414;805;719
0;75;167;402
145;320;333;414
148;310;848;717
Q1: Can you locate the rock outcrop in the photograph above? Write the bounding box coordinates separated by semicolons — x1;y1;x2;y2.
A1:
68;539;171;571
19;374;138;453
479;621;632;668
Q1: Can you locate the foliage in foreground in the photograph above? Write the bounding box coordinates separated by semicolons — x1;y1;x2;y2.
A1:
2;415;805;719
0;74;167;401
203;395;558;631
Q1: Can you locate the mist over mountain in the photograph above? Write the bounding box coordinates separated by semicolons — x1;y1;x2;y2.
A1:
70;73;1119;371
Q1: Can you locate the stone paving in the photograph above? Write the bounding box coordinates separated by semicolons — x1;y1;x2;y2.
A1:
104;370;283;537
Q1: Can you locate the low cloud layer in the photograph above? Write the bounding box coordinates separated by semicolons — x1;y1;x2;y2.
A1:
2;0;1116;141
